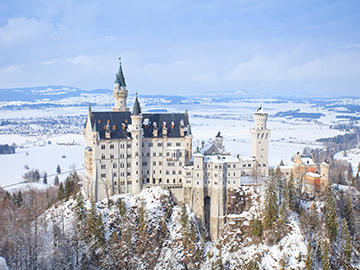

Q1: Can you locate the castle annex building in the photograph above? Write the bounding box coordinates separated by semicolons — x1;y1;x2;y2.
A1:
82;60;271;240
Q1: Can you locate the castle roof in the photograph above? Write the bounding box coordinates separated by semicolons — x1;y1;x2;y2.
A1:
114;58;126;86
88;111;190;140
133;94;141;115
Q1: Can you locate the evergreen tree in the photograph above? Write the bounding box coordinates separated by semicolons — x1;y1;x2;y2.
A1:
54;175;59;186
74;191;86;222
325;190;338;242
287;172;297;211
250;215;262;238
343;196;354;233
308;202;319;232
347;163;353;184
57;182;65;200
279;201;287;224
305;242;313;270
15;190;23;206
321;240;330;270
263;177;278;230
116;197;127;221
43;172;47;184
341;218;351;263
64;177;71;200
56;164;61;174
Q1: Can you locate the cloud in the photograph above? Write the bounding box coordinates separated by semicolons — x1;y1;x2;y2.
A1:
223;51;360;85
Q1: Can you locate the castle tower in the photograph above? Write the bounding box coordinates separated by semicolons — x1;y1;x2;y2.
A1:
320;161;330;193
113;58;129;112
131;93;143;194
250;106;270;175
215;131;223;150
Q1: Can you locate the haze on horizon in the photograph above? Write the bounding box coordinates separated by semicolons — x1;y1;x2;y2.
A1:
0;0;359;97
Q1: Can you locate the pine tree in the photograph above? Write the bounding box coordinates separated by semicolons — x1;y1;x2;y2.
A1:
305;242;313;270
263;177;278;230
74;191;86;222
325;190;338;242
279;201;287;224
56;164;61;174
250;214;262;238
116;197;127;221
64;177;71;200
54;175;59;186
308;202;319;232
341;218;351;263
287;172;297;211
321;240;330;270
343;196;354;233
57;182;65;200
347;163;353;184
43;172;48;184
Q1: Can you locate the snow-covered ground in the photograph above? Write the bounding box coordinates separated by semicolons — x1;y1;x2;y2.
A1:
0;134;85;189
0;98;350;190
334;145;360;174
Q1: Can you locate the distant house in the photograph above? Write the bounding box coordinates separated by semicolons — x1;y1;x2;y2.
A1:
280;153;329;197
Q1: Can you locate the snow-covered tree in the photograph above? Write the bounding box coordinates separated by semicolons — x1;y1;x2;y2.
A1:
263;177;278;230
321;240;330;270
341;218;352;263
325;189;338;242
305;242;313;270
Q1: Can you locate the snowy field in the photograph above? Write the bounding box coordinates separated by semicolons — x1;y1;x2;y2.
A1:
0;99;349;191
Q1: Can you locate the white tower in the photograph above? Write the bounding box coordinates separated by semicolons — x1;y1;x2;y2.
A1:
131;94;143;194
113;58;129;112
250;106;270;175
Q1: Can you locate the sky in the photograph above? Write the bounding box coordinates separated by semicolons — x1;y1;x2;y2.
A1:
0;0;360;97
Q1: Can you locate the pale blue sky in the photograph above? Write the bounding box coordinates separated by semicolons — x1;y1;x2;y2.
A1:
0;0;359;96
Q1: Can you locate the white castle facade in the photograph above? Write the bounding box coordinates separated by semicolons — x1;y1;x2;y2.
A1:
82;60;271;240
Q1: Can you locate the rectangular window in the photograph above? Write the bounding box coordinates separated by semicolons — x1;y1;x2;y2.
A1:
159;152;163;156
179;162;182;166
127;163;131;167
153;152;156;156
127;144;132;148
153;161;156;166
233;164;236;168
143;162;148;166
120;144;124;149
101;144;105;150
228;165;231;168
127;181;132;185
146;153;150;156
127;172;131;176
248;164;251;167
110;144;114;149
159;162;162;166
101;173;106;178
157;142;163;147
148;143;153;147
101;164;106;169
176;142;181;147
167;142;172;147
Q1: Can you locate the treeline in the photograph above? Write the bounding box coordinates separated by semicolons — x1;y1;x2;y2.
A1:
0;144;15;154
245;169;360;269
0;171;80;269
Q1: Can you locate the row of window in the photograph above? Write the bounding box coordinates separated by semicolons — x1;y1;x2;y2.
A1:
100;142;183;150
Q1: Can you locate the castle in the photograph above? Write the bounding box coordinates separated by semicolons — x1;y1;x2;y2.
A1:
82;60;270;240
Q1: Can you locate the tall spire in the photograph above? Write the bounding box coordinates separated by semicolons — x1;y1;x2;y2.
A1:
114;57;126;87
133;92;141;115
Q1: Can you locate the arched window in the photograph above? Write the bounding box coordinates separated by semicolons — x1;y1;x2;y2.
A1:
166;152;170;157
261;133;264;140
101;154;105;159
179;152;183;157
120;163;124;168
110;154;114;159
179;170;182;175
113;163;117;168
179;179;182;183
173;179;176;183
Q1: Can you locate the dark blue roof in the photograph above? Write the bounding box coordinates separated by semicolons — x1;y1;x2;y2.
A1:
89;111;190;140
114;59;126;87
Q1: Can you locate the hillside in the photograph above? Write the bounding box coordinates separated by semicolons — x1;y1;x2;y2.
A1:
3;180;359;269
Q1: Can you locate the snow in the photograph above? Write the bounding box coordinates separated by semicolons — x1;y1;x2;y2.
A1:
0;134;85;188
0;257;9;270
334;145;360;174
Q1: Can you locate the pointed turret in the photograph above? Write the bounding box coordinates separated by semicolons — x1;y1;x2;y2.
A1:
113;58;129;112
133;93;141;115
114;58;126;87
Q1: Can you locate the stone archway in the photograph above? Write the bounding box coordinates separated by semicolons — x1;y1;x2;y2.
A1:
204;196;211;231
